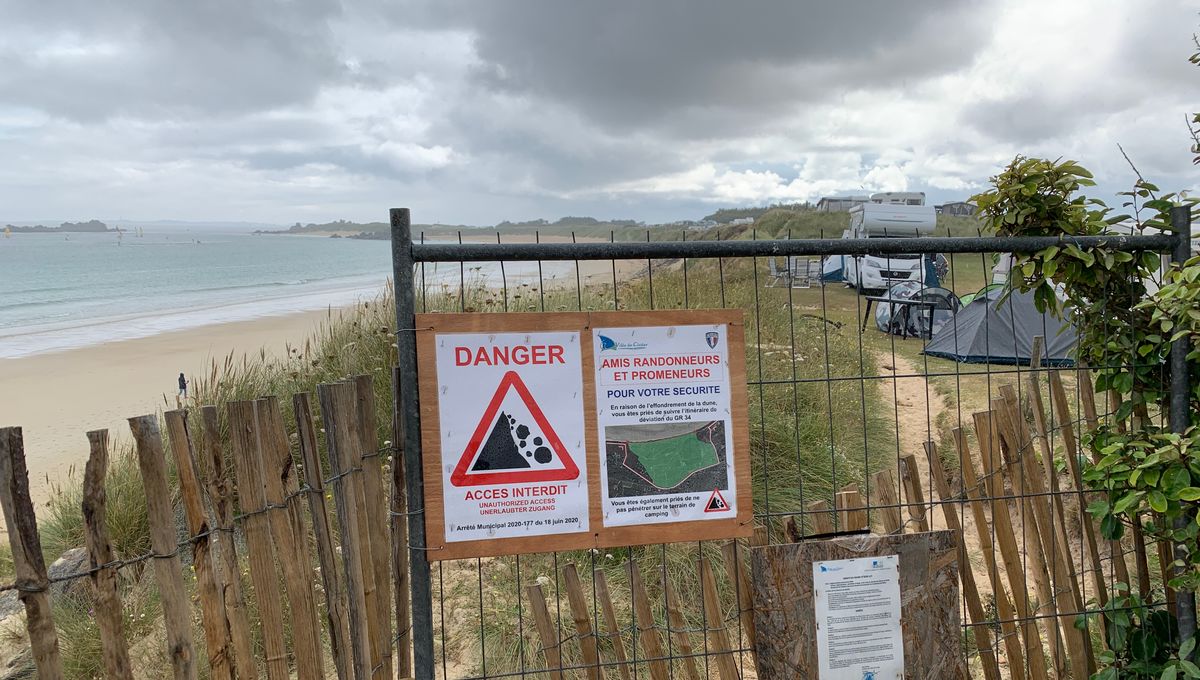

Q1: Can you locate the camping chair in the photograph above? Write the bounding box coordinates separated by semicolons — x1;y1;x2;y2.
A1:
789;257;822;288
766;257;791;288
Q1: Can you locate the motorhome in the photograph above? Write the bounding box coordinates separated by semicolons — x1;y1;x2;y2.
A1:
870;191;926;206
841;203;937;291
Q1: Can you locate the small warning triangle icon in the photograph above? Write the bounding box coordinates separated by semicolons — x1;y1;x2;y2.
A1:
451;371;580;487
704;488;730;513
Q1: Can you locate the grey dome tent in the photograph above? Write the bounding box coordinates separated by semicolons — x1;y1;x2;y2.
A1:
922;286;1077;366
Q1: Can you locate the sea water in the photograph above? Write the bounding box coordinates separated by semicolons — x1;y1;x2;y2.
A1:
0;229;582;359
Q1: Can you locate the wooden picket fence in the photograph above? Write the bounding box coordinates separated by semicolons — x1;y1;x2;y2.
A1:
0;374;413;680
787;362;1157;680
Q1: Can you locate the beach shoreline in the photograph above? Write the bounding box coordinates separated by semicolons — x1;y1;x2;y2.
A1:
1;231;646;508
0;307;344;507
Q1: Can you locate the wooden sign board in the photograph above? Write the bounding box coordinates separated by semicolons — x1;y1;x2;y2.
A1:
415;309;751;560
750;530;967;679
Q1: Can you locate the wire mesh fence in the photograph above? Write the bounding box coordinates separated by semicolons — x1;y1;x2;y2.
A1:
0;209;1187;680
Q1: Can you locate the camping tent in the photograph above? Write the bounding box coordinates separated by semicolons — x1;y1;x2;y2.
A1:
923;286;1077;366
820;255;845;282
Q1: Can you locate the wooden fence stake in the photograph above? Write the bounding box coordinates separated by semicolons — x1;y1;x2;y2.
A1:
594;569;632;680
82;430;134;680
129;415;197;680
923;440;1002;680
628;561;670;680
720;541;756;651
952;428;1026;680
526;584;564;680
973;412;1049;680
562;564;603;680
699;558;741;680
869;470;902;533
1003;385;1094;678
317;382;374;679
989;398;1068;680
199;406;259;680
899;454;930;533
227;402;291;680
163;412;233;680
1106;390;1153;600
1047;371;1109;610
353;375;394;680
390;365;413;679
295;392;353;680
0;427;63;680
662;576;701;680
253;398;325;680
1077;370;1133;588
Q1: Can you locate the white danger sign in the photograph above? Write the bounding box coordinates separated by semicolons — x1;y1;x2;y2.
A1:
592;323;736;527
433;332;589;543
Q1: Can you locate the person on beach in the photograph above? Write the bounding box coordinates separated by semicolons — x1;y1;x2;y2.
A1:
177;373;188;400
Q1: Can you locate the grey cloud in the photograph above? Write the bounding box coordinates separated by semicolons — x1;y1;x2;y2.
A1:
451;1;992;132
0;0;346;121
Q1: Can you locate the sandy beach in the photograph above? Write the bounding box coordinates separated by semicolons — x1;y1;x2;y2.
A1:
0;308;340;507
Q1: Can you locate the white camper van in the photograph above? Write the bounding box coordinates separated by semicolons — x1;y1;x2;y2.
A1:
842;203;937;292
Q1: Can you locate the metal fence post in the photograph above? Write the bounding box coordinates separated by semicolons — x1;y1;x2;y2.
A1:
1171;205;1195;651
391;207;436;676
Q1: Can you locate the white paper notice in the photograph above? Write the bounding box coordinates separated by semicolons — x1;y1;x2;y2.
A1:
433;331;589;543
592;324;736;527
813;555;904;679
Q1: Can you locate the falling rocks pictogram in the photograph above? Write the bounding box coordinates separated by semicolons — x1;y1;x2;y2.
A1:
470;411;531;471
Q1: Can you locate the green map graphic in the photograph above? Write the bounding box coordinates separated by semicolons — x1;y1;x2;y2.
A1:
628;433;719;488
605;421;728;497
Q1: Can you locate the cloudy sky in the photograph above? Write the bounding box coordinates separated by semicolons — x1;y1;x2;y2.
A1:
0;0;1196;226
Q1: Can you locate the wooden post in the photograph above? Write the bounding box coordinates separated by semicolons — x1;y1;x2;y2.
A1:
390;365;413;679
922;441;1002;680
628;561;670;680
318;382;373;679
899;454;930;533
129;415;197;680
720;541;756;650
594;570;632;680
0;428;63;680
353;376;394;680
662;576;701;680
82;430;134;680
526;584;564;680
163;412;232;680
198;406;259;680
254;398;325;680
973;412;1049;680
561;564;603;680
805;500;834;535
869;470;902;533
840;483;869;530
295;392;352;680
227;402;290;680
1076;370;1132;587
699;558;741;680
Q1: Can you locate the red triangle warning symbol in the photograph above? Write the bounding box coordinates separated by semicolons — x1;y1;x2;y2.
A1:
450;371;580;487
704;488;730;513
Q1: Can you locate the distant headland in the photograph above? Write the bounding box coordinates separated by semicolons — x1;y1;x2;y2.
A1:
6;220;112;233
